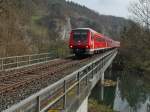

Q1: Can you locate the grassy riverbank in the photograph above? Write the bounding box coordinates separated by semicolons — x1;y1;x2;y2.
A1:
88;99;115;112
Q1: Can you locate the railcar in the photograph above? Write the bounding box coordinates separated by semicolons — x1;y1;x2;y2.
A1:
69;28;120;56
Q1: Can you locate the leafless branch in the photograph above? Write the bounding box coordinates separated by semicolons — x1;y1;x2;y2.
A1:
129;0;150;29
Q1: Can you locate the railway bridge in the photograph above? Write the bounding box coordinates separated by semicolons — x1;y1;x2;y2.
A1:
2;49;118;112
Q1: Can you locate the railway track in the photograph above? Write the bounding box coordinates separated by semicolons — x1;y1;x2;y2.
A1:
0;59;71;81
0;58;78;93
0;60;81;94
0;54;100;111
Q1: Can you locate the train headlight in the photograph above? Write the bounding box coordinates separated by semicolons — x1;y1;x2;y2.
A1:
86;45;89;48
70;45;73;48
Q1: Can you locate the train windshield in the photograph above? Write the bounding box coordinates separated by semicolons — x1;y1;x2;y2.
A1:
73;30;88;42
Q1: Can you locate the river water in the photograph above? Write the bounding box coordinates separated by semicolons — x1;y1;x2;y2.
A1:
90;71;150;112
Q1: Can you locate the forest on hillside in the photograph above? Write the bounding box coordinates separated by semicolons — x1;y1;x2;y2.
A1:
0;0;127;57
0;0;149;78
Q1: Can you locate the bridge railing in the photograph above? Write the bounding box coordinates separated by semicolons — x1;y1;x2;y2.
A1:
4;49;117;112
0;53;52;72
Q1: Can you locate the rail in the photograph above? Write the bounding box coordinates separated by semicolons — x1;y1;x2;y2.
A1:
0;53;52;71
4;49;118;112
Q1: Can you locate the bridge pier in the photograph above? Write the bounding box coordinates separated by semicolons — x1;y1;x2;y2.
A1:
77;97;88;112
107;64;112;78
77;72;105;112
101;84;104;101
101;72;105;101
101;72;104;85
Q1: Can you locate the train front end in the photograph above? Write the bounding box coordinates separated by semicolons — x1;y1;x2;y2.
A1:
69;29;93;56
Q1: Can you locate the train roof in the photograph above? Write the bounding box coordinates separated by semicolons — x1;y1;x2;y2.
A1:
72;28;98;33
72;28;118;41
72;28;92;30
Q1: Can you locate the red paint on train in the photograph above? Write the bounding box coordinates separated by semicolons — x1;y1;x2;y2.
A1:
69;28;120;55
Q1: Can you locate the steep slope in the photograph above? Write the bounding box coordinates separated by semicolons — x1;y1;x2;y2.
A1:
0;0;128;57
66;1;128;40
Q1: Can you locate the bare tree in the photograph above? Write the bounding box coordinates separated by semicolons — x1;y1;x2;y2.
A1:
129;0;150;29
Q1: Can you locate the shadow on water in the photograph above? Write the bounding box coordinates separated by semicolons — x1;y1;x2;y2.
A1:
90;70;150;112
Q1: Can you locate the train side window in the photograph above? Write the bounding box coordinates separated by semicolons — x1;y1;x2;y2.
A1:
96;36;105;42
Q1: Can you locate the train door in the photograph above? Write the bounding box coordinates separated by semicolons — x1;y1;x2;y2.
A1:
91;32;94;50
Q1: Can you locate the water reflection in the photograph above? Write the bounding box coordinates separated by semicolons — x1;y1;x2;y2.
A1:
114;73;149;112
90;82;116;108
90;72;150;112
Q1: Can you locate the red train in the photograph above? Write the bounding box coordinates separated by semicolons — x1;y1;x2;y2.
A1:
69;28;120;55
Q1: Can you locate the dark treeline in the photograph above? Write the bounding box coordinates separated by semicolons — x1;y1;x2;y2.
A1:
117;0;150;78
119;21;150;77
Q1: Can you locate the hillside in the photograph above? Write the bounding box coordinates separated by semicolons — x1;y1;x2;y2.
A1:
0;0;128;57
67;1;128;40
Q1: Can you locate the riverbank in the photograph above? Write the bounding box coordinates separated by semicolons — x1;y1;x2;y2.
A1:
88;99;115;112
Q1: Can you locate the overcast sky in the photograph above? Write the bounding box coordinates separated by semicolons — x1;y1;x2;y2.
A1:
66;0;136;18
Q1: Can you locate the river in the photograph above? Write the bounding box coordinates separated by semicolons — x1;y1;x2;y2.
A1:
90;71;150;112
